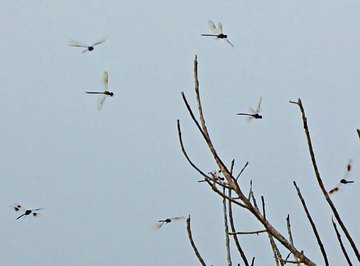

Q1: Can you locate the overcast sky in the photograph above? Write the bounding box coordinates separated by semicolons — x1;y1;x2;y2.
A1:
1;1;359;265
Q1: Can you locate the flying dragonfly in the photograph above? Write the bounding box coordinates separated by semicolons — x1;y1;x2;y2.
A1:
237;97;263;120
329;160;355;194
201;20;234;47
86;71;114;110
154;216;186;229
68;37;106;53
10;203;43;220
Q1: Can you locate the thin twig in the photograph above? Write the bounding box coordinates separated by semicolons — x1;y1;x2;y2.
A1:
228;189;250;266
186;216;206;266
291;99;359;262
332;218;353;265
223;187;232;266
177;119;209;179
287;215;300;266
261;196;266;219
357;129;360;139
236;161;249;180
229;230;267;235
250;257;255;266
293;181;329;265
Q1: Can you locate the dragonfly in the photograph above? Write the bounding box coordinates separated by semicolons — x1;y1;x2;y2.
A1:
86;71;114;110
329;160;354;194
237;97;263;120
154;216;186;229
68;37;106;53
201;20;234;47
10;203;43;220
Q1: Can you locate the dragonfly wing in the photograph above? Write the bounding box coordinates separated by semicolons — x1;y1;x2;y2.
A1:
248;107;256;114
171;216;186;221
97;95;107;110
10;203;25;212
208;20;219;34
254;97;262;114
32;212;41;218
218;22;224;34
103;71;109;90
68;39;89;48
343;159;352;179
82;49;89;54
92;37;107;47
225;38;234;47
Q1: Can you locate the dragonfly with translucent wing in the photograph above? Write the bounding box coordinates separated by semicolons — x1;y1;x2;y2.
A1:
154;216;186;229
201;20;234;47
237;97;263;120
329;160;355;194
68;37;106;53
86;71;114;110
10;203;43;220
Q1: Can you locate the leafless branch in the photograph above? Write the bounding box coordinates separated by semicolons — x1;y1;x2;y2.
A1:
290;98;359;262
222;187;232;266
332;218;353;265
177;119;209;179
228;189;250;266
287;215;300;266
293;181;329;265
229;229;267;235
236;161;249;180
186;216;206;266
180;57;316;265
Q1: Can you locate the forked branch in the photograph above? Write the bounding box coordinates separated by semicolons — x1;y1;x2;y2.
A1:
290;99;359;261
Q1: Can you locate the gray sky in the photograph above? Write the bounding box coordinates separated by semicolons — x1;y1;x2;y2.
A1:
1;1;359;265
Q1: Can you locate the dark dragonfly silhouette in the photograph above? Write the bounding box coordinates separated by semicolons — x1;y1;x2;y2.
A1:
237;97;262;120
86;71;113;110
154;216;186;229
201;20;234;47
68;37;106;53
10;203;43;220
329;159;355;194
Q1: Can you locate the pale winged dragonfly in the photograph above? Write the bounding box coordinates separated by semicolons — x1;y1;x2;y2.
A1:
10;203;43;220
86;71;114;110
68;37;106;53
237;97;263;120
154;216;186;229
329;160;355;194
201;20;234;47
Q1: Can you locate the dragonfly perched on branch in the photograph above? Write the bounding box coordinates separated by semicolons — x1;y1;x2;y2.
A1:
237;97;263;120
68;37;107;53
201;20;234;47
10;203;43;220
86;71;114;110
154;216;186;229
329;159;355;194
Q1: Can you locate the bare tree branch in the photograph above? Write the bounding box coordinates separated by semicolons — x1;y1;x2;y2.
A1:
332;218;353;265
222;187;232;266
229;230;267;235
177;119;209;179
293;181;329;265
236;161;249;180
287;215;300;266
186;216;207;266
290;99;359;262
228;189;250;266
180;56;316;265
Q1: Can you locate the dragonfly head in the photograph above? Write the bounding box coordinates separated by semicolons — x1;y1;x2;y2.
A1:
218;33;227;39
88;46;94;51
